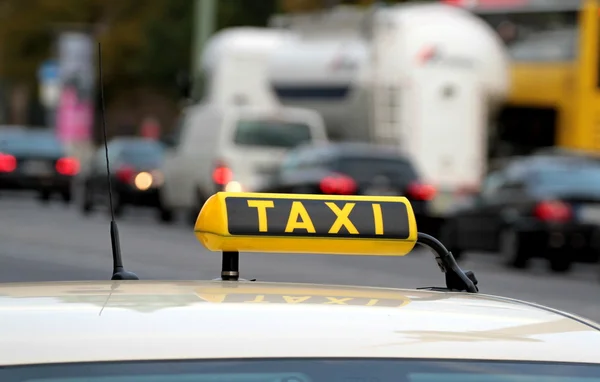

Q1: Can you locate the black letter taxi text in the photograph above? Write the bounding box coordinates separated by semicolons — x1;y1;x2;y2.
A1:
225;197;410;239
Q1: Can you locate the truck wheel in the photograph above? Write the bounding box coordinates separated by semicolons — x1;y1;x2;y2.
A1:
500;228;530;269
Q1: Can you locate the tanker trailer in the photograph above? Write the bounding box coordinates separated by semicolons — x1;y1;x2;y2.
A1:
267;3;511;215
200;27;296;108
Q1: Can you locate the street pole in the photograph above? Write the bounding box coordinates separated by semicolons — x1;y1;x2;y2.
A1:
191;0;217;100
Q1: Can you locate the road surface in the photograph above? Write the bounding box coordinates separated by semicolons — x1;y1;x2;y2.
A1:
0;191;599;322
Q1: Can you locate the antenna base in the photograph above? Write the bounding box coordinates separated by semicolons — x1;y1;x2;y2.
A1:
221;251;240;281
111;270;140;280
416;232;479;293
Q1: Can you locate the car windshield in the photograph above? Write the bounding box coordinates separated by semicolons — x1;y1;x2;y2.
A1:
119;141;165;167
234;119;313;149
2;359;599;382
334;156;419;183
0;132;64;155
532;165;600;194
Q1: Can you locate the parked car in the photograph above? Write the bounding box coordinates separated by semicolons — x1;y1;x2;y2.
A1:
441;155;600;273
0;129;78;202
80;137;170;221
255;142;438;232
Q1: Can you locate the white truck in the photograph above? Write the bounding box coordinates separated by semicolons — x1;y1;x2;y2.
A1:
159;28;328;223
199;3;511;216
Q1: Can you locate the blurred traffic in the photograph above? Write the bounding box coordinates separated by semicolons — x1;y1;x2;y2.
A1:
1;0;600;318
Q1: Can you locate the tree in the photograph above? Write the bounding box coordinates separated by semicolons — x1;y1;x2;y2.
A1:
218;0;278;29
0;1;192;93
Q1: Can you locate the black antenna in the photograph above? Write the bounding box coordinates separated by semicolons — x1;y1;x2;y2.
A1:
98;43;139;281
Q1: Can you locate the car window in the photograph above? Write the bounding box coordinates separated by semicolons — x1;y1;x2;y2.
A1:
333;156;419;183
119;141;165;167
532;164;600;194
233;119;313;149
0;132;63;155
2;359;599;382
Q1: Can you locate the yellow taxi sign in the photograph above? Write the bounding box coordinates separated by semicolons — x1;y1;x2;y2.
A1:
194;192;417;256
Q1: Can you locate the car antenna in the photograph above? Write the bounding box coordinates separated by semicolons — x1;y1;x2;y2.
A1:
98;42;139;281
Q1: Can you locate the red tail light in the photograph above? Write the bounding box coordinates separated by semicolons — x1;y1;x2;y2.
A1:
116;166;136;184
55;157;80;176
0;153;16;173
534;200;572;223
407;182;437;201
320;174;357;195
213;162;233;186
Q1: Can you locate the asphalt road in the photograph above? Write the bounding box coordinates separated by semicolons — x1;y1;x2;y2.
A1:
1;191;599;322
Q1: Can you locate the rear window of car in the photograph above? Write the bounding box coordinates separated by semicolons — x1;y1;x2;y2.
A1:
119;141;165;166
334;156;419;182
233;119;313;149
2;359;599;382
531;164;600;194
0;133;64;155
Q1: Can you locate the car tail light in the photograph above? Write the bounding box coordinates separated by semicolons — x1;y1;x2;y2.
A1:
534;200;572;223
116;166;136;184
406;182;437;201
0;153;16;173
213;162;233;186
320;173;357;195
55;157;80;176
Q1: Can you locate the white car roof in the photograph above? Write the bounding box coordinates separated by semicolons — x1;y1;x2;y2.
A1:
1;280;600;366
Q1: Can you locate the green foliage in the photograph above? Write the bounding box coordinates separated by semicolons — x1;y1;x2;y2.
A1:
218;0;277;29
0;0;417;101
0;0;194;96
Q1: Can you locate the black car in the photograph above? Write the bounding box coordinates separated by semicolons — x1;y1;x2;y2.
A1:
80;137;171;221
441;155;600;273
0;129;78;202
256;143;437;231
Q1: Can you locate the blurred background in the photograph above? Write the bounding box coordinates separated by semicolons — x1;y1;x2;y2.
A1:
2;0;600;321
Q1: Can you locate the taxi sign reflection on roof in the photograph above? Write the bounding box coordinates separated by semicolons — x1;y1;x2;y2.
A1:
194;192;417;256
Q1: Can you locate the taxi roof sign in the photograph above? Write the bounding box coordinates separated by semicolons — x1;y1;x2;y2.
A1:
194;192;478;293
194;192;417;256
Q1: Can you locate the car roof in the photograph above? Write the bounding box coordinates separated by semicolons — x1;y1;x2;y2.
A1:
490;154;599;174
295;142;411;160
1;280;599;366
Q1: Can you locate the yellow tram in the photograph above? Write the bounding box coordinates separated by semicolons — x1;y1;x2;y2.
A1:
446;0;600;156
